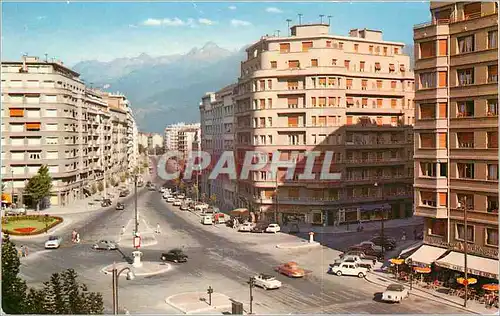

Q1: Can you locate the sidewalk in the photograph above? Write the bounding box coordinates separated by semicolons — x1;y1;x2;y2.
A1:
365;269;498;315
165;292;233;314
281;216;424;234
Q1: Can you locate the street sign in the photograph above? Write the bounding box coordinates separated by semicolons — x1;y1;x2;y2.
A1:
133;236;141;249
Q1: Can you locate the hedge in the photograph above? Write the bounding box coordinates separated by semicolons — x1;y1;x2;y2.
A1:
1;215;64;236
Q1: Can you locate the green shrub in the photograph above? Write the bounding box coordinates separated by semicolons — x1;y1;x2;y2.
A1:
1;216;63;236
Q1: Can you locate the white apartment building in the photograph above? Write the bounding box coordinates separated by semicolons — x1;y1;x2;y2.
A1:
200;84;237;210
164;122;201;159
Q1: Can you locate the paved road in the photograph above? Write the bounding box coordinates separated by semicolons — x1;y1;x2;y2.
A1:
17;178;469;314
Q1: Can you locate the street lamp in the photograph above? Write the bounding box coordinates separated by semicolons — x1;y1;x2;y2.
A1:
111;262;136;315
458;200;469;308
248;277;255;314
44;214;49;233
207;286;214;306
407;258;413;291
374;182;386;259
133;174;138;234
274;176;279;223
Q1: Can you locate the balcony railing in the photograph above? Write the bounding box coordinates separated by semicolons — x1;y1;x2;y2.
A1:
414;12;495;29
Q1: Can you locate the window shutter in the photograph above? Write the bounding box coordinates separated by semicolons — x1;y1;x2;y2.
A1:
360;61;365;69
421;134;433;148
400;64;406;72
346;116;353;125
421;191;433;201
311;97;317;106
318;116;326;126
9;108;24;117
375;62;381;70
311;116;317;125
438;71;447;87
362;80;368;87
288;97;298;105
439;193;447;206
391;117;397;125
328;78;335;86
376;80;382;89
389;64;395;71
311;59;318;67
421;104;434;118
439;103;447;118
260;80;265;90
319;97;326;106
377;99;383;108
438;39;448;56
289;60;299;68
346;97;354;105
280;43;290;53
362;98;368;106
302;42;313;52
260;99;265;109
391;99;397;109
489;132;498;147
327;116;335;126
328;97;335;106
391;81;397;89
464;2;481;19
346;79;353;88
26;122;41;130
489;65;498;76
376;117;383;125
344;60;350;68
438;133;447;148
319;78;326;85
270;61;277;68
288;116;299;127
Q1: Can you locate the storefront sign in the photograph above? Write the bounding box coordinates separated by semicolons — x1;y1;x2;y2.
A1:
436;261;498;280
425;235;498;259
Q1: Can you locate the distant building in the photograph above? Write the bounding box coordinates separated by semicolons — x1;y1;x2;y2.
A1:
164;122;201;158
138;132;164;154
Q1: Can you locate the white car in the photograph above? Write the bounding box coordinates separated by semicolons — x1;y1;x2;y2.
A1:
265;223;281;233
163;193;171;199
238;222;255;232
177;194;185;199
359;241;383;252
173;199;182;206
253;274;282;290
45;236;63;249
329;262;368;278
185;198;193;204
160;187;166;193
382;284;409;303
166;197;175;203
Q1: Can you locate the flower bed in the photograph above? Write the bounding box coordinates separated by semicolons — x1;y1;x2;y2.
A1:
1;215;63;236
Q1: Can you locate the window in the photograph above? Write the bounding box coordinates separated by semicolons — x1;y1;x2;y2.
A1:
383;47;388;56
270;61;277;68
438;133;447;148
302;41;313;52
440;162;448;177
486;228;498;247
456;224;474;242
421;191;437;207
288;60;299;69
369;45;373;53
487;164;498;180
457;35;474;53
346;79;352;89
267;79;272;89
10;137;24;146
420;133;435;148
288;116;298;127
457;132;474;148
332;59;337;65
419;72;435;89
420;104;435;119
318;77;326;86
374;62;381;71
280;43;290;53
421;162;437;177
438;39;448;56
338;42;344;49
311;59;318;67
46;137;58;145
354;43;359;52
488;132;498;148
45;123;58;131
311;97;316;107
487;196;498;213
26;122;41;131
28;152;41;160
287;80;298;90
9;108;24;117
457;68;474;85
457;101;474;117
438;71;447;87
457;163;474;179
344;60;350;69
259;80;265;90
359;61;365;72
429;219;445;236
326;40;331;48
488;65;498;83
463;2;481;20
488;31;498;49
376;80;382;89
420;41;436;58
394;47;399;54
361;79;367;90
487;99;498;116
439;102;447;118
439;192;447;206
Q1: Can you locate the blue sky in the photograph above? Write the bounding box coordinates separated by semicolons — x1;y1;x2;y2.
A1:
2;1;431;66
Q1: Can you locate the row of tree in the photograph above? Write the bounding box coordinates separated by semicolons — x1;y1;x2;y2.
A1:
2;235;104;314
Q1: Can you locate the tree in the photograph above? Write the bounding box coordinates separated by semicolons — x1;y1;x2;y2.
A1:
209;194;217;206
97;181;104;192
138;144;146;154
24;165;52;211
2;234;28;313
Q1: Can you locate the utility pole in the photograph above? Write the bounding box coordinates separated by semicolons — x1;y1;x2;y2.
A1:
286;19;292;36
319;14;324;24
461;198;468;307
11;170;14;208
275;29;280;37
298;13;303;25
327;15;332;26
249;277;255;314
134;174;138;234
274;175;279;223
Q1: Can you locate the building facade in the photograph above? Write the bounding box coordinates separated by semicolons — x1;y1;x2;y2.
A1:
233;24;415;224
200;84;237;210
1;56;138;206
413;0;498;269
164;122;201;159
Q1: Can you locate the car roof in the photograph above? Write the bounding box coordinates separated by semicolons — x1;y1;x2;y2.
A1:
387;284;405;291
259;274;274;279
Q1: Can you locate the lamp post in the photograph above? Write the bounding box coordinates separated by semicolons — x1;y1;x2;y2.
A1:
111;262;136;315
207;286;213;306
374;182;386;259
134;174;138;234
274;175;279;223
407;258;413;291
458;199;468;307
248;277;255;314
11;170;14;208
286;19;292;36
44;214;49;233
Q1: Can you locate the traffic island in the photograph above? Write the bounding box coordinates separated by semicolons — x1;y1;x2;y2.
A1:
101;261;172;277
165;292;233;314
1;215;63;236
276;240;321;249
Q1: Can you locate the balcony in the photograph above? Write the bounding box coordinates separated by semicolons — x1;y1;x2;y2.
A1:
414;118;448;130
414;87;448;101
414;205;448;218
344;140;409;149
343;157;409;166
450;178;498;194
450;208;498;225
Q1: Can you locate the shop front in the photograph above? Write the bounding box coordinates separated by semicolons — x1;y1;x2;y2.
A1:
359;203;391;221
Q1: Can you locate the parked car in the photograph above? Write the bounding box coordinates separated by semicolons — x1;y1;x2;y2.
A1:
180;203;189;210
265;223;281;233
328;262;367;278
201;215;214;225
173;199;182;206
275;261;306;278
159;187;166;193
163;193;172;199
370;236;397;250
5;208;27;216
101;199;112;207
339;251;377;265
92;239;117;250
195;203;209;212
160;248;188;263
333;255;373;270
119;190;129;197
177;194;185;199
381;284;409;303
45;236;63;249
185;198;193;204
238;222;255;232
348;244;383;259
116;203;125;210
251;223;269;233
358;241;383;252
166;197;175;203
253;274;282;290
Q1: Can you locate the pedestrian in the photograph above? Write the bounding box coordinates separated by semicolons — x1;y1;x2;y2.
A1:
413;228;417;240
24;245;29;257
75;233;80;243
156;223;161;234
121;225;126;235
72;229;77;243
401;231;407;241
21;245;26;257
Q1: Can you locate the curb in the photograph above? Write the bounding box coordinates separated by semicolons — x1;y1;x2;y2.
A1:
364;272;481;314
282;219;424;235
10;217;73;240
101;262;172;277
276;241;321;249
165;293;232;315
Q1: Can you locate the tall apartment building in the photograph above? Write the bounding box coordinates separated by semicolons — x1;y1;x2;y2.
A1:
1;56;138;206
137;132;164;153
164;122;201;158
200;84;236;210
233;24;415;225
413;1;498;275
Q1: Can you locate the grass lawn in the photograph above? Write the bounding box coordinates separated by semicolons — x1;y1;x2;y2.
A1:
2;217;59;234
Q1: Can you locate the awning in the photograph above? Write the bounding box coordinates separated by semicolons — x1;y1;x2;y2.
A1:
1;193;12;204
436;252;499;280
399;242;423;259
359;203;391;212
230;208;248;216
407;244;448;266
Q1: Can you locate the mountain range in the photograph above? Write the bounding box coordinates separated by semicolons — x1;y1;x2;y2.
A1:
73;42;414;133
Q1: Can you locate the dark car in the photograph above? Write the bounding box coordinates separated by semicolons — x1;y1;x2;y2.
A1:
101;199;112;207
160;248;188;263
370;236;397;250
251;224;268;233
349;245;383;259
116;203;125;210
119;190;129;197
339;250;378;265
